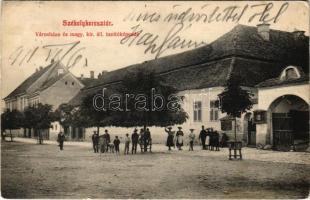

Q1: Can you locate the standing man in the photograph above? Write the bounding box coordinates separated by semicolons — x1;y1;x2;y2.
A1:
188;129;195;151
131;129;139;154
113;136;120;154
214;130;220;151
104;130;111;152
92;131;99;153
199;126;207;150
57;131;65;150
144;128;151;152
210;128;215;151
38;132;43;144
139;128;145;152
124;133;131;155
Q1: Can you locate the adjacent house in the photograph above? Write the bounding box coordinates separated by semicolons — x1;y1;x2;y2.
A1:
3;60;96;140
69;24;309;151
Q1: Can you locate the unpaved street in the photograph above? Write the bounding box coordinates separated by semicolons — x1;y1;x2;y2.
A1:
1;140;310;199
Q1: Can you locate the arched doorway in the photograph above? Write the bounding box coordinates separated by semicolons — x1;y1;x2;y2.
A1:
268;95;309;151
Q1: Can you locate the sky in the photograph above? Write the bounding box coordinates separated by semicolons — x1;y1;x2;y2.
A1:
1;1;309;107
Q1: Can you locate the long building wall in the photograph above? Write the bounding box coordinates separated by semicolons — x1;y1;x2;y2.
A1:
83;87;256;144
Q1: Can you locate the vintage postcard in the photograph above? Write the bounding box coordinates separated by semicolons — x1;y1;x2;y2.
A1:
1;0;309;199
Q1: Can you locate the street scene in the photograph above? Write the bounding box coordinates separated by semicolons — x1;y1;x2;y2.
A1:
2;138;310;199
1;1;310;199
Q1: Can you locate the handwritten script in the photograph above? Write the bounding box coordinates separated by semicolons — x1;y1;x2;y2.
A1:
9;41;87;69
120;2;289;58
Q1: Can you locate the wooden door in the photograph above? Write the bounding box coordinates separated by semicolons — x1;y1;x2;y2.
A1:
272;113;293;151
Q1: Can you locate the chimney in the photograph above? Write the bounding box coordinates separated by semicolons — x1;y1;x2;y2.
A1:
102;70;108;75
257;23;270;41
39;66;43;71
51;59;55;64
90;71;95;79
36;68;39;72
292;30;305;40
80;74;84;79
57;68;64;76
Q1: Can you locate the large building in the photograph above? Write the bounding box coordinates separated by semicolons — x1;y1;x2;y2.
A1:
69;24;309;151
3;60;96;140
4;24;309;151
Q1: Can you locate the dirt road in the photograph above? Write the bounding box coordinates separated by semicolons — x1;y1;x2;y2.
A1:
1;141;310;199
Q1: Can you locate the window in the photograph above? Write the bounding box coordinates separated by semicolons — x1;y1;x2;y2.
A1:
58;69;64;75
280;66;301;81
210;100;219;121
253;110;267;124
65;81;68;85
55;124;58;131
221;120;232;131
285;68;298;79
72;82;74;85
193;101;202;122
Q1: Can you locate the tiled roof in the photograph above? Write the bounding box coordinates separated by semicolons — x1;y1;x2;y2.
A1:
66;24;307;106
77;78;97;87
4;62;71;100
4;64;53;100
256;75;309;88
84;24;308;90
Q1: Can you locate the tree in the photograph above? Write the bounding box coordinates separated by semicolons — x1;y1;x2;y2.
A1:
109;69;188;151
53;103;88;140
1;109;23;141
23;104;54;144
80;90;112;135
53;103;75;131
218;74;253;142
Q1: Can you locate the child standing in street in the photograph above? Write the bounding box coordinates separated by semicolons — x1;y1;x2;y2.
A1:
124;134;130;155
113;136;120;154
188;129;195;151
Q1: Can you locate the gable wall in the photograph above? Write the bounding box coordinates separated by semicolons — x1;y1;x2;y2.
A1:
40;74;84;110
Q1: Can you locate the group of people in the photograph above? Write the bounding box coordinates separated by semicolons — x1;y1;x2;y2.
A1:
57;126;229;153
91;129;114;153
91;128;152;155
165;126;196;151
165;125;229;151
199;125;229;151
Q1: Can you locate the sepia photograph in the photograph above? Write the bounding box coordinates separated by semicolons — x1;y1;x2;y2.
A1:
1;1;309;199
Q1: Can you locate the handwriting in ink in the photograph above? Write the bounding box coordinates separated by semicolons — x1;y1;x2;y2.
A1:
120;23;206;59
9;41;87;69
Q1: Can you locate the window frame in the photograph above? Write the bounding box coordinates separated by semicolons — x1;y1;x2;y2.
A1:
193;101;202;122
209;99;219;122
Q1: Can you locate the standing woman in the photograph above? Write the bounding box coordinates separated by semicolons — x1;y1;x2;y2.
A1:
205;128;211;150
165;127;174;151
176;127;184;150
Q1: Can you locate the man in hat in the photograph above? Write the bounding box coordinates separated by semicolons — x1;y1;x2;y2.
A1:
131;128;139;154
104;129;111;152
188;129;195;151
165;127;174;151
199;126;207;150
57;131;65;150
176;127;184;150
144;128;151;152
92;131;99;153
